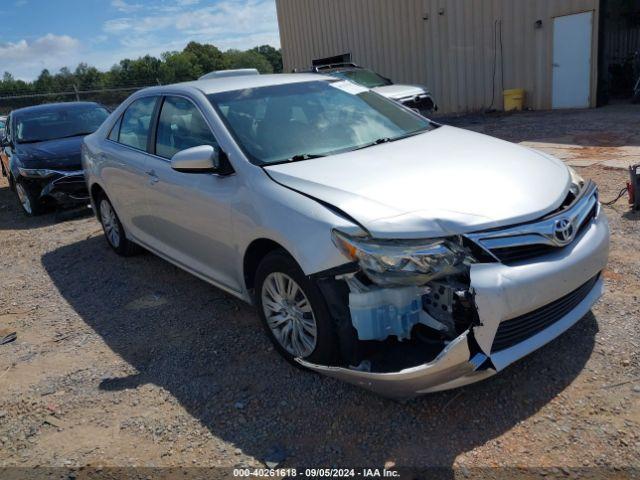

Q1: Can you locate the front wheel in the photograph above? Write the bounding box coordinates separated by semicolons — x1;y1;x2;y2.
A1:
15;179;44;216
97;194;140;256
255;250;339;366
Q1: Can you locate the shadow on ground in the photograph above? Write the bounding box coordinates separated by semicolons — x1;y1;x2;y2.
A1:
41;236;597;471
0;182;91;230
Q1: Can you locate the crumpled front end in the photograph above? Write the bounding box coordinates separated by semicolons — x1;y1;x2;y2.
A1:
39;170;90;205
300;182;609;399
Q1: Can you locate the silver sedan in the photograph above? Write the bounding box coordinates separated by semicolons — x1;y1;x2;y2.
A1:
82;74;609;399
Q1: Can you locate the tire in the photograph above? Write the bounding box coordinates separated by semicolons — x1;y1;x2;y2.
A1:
15;179;44;216
255;249;339;366
95;193;141;256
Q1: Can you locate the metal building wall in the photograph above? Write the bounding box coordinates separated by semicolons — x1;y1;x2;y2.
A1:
276;0;600;113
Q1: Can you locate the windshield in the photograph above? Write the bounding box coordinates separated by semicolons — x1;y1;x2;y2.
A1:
15;105;109;143
209;80;432;165
329;69;392;88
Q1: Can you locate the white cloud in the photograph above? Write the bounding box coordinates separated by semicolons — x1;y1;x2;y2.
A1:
103;0;280;51
111;0;142;13
0;34;79;62
0;34;81;80
103;18;136;33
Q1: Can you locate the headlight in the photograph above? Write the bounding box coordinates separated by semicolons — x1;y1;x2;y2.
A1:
568;166;585;197
331;230;476;286
18;168;58;178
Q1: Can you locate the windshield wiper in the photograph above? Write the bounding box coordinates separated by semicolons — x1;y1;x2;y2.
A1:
351;136;393;152
351;129;429;153
18;131;95;144
265;153;328;166
286;153;328;162
56;131;94;140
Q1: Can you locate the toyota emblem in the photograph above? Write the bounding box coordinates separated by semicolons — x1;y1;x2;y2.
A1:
553;218;575;245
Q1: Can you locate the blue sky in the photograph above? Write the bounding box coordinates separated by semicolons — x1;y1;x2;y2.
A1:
0;0;280;80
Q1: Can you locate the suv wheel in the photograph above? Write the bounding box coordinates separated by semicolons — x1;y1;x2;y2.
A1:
97;194;140;256
255;250;338;366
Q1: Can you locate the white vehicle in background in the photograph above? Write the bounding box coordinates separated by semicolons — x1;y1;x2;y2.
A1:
309;53;437;112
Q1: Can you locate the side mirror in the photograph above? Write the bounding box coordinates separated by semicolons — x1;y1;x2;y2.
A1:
170;145;219;173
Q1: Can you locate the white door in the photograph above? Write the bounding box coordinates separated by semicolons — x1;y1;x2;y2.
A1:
552;11;593;109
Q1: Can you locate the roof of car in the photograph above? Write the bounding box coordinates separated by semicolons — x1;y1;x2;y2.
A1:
12;101;103;116
143;73;336;96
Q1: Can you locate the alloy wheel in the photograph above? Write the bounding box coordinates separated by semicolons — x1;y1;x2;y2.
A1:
15;183;32;215
261;272;318;357
100;199;121;248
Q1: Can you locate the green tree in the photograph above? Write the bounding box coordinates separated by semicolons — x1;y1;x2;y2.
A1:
75;63;104;90
159;51;202;83
250;45;283;73
223;49;273;73
34;69;54;92
183;41;225;75
0;41;281;112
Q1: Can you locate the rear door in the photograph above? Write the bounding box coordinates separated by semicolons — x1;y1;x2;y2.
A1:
143;95;241;291
101;96;159;245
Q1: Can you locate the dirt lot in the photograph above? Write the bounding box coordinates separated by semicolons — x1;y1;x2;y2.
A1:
0;105;639;477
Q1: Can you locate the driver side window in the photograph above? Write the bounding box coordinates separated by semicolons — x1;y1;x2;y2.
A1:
155;96;218;159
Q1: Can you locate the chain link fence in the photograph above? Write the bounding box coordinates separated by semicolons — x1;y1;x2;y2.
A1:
0;84;159;114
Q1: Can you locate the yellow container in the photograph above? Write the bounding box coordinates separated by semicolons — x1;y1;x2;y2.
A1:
503;88;525;111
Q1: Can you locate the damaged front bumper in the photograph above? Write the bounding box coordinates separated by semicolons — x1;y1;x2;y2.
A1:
300;208;609;399
39;170;90;205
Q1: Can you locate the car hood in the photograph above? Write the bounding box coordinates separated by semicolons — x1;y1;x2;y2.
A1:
265;126;571;239
15;136;84;170
372;84;430;100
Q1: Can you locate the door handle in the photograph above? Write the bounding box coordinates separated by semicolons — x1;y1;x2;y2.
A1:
552;62;560;67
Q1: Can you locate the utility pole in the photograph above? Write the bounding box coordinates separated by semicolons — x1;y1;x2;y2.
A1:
73;84;80;101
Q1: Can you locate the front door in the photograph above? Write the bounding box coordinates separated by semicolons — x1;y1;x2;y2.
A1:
143;96;241;292
552;11;593;109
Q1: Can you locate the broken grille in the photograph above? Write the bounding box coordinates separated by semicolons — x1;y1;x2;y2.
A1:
491;275;599;353
466;182;599;266
489;202;598;264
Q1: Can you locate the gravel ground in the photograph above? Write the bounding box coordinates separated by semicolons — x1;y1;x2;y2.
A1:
0;105;639;477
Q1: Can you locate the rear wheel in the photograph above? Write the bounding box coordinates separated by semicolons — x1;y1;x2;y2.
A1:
96;194;140;256
255;250;339;366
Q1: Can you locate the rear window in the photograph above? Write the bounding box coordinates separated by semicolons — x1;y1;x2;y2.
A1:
117;97;157;151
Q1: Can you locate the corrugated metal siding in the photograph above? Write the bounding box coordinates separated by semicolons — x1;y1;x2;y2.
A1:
604;26;640;64
277;0;599;113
